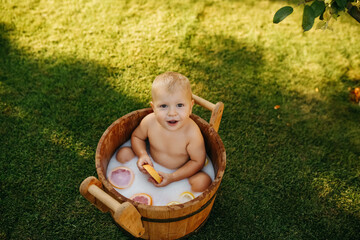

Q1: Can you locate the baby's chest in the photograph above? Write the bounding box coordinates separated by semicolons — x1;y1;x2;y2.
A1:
149;133;189;154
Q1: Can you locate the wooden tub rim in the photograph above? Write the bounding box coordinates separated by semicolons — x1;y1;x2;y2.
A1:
95;108;226;213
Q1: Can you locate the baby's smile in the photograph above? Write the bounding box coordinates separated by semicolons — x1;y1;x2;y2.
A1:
167;120;179;126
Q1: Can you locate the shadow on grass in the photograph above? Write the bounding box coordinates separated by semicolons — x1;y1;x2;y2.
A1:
0;22;143;239
175;32;360;239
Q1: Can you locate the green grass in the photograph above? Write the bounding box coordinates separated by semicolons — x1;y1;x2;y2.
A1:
1;0;360;239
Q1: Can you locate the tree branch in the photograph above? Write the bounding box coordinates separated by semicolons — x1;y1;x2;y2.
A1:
347;2;360;23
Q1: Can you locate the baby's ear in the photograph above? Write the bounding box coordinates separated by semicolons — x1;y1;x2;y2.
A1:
150;101;154;109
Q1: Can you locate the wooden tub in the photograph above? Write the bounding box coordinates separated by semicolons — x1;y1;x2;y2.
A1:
80;95;225;239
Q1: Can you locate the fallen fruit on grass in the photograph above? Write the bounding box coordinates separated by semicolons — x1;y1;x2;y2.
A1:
179;191;195;203
350;87;360;103
108;166;134;189
130;193;153;205
143;164;162;183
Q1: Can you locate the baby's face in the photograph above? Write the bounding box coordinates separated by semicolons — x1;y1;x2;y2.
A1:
151;87;194;131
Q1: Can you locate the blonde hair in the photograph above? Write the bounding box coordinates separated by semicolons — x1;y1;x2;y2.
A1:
152;72;192;100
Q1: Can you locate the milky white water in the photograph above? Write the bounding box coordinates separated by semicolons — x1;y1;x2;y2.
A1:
106;140;215;206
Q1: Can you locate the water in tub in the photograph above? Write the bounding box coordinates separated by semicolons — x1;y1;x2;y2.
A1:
106;140;215;206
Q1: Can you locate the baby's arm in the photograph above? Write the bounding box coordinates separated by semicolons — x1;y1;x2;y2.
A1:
131;115;153;173
154;126;206;187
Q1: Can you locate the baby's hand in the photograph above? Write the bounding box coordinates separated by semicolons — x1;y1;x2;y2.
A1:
148;171;174;187
137;155;153;174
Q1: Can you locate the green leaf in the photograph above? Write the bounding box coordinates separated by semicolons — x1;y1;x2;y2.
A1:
335;0;347;10
302;5;315;31
273;6;293;24
311;0;326;18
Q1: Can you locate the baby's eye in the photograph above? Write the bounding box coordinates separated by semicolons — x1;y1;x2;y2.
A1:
177;103;184;107
159;104;167;108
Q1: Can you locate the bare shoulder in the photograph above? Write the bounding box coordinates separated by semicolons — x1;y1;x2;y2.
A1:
186;118;206;159
133;113;155;138
187;118;204;141
140;113;156;126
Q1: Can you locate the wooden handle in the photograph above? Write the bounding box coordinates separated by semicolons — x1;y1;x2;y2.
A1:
80;176;145;238
192;94;224;132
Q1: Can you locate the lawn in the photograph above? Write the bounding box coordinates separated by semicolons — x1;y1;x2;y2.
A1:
1;0;360;239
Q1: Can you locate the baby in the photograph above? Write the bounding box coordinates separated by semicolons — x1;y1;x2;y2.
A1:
116;72;212;192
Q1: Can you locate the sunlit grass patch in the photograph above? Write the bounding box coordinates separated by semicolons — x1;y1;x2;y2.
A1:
313;172;360;216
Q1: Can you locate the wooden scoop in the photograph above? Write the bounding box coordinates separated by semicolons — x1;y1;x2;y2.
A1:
143;164;162;183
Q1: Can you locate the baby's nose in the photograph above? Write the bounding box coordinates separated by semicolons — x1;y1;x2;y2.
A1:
168;107;177;116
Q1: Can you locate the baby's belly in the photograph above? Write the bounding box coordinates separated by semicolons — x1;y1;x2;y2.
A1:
150;150;188;169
